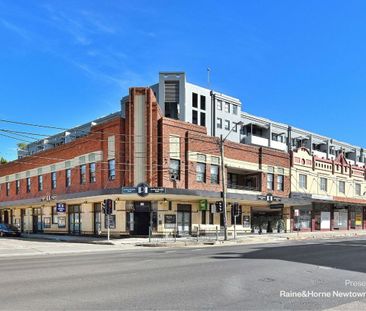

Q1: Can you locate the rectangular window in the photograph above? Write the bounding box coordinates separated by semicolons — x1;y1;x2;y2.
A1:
233;123;238;132
201;210;206;225
228;173;238;188
217;118;222;129
169;159;180;180
217;100;222;110
200;112;206;127
80;165;86;184
277;175;284;191
224;102;230;113
52;206;58;224
16;180;20;195
108;159;116;180
196;162;206;182
38;175;43;192
299;174;307;189
26;177;31;193
51;172;57;189
89;162;96;183
356;183;361;196
267;173;274;191
225;120;230;130
210;165;219;184
232;105;238;115
339;181;345;194
320;177;328;192
6;182;10;196
200;95;206;110
65;169;71;188
192;92;198;108
192;110;198;124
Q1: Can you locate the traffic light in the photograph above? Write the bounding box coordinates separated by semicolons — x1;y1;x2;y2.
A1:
103;199;113;215
232;202;239;216
215;201;224;213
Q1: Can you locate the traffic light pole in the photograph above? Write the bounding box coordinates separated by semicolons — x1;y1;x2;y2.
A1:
107;213;110;241
220;134;228;241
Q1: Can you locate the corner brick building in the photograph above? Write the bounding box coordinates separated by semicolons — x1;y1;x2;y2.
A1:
0;87;296;236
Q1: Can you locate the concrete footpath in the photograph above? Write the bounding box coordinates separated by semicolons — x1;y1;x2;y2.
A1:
18;229;366;248
0;230;366;258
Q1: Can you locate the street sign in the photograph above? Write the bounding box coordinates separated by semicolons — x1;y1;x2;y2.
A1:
56;203;66;213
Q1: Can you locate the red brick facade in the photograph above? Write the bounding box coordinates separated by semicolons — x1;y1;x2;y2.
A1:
0;87;290;205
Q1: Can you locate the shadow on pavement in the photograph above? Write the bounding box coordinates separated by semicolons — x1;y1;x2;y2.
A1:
211;239;366;273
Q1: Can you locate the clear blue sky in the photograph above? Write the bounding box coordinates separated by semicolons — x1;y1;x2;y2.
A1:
1;0;366;160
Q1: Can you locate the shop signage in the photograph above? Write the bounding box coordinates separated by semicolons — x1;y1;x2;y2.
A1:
41;195;56;202
312;194;333;201
294;209;299;216
199;199;208;211
270;204;284;209
121;184;166;197
122;187;138;194
56;203;66;213
164;214;176;229
257;193;281;203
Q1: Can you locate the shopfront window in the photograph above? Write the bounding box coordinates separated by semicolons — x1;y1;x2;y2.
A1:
294;209;312;230
333;208;348;230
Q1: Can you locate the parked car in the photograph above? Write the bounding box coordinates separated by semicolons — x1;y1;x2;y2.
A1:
0;223;21;237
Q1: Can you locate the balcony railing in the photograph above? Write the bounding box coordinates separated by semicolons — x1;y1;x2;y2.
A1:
227;183;260;192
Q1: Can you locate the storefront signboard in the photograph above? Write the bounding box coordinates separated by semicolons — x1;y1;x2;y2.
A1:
56;203;66;213
199;200;208;211
164;214;176;229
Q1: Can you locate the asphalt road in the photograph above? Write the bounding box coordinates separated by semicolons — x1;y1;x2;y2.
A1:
1;238;366;310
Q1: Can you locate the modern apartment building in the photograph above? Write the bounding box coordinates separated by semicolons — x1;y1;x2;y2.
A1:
1;71;366;237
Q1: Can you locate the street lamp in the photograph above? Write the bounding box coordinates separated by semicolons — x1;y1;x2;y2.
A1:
220;121;243;241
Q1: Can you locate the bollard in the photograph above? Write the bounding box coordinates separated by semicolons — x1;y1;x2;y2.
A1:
216;226;218;241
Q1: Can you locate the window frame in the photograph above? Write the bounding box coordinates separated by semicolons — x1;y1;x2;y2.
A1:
196;162;206;183
299;174;307;189
267;173;274;191
51;172;57;190
108;159;116;181
169;159;181;181
210;164;219;184
38;175;43;192
89;162;96;183
80;164;86;185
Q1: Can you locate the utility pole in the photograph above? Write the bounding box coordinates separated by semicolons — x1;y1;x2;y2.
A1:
219;121;243;241
220;134;228;241
107;213;110;241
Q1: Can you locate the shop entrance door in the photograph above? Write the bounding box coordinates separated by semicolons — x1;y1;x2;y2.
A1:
93;203;102;236
3;211;9;224
69;205;81;235
177;204;191;235
20;209;25;233
131;202;151;236
32;208;43;233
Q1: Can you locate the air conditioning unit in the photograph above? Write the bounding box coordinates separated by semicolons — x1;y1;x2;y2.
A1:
170;173;179;181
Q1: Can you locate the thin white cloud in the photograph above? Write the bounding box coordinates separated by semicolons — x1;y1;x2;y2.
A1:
0;18;31;41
